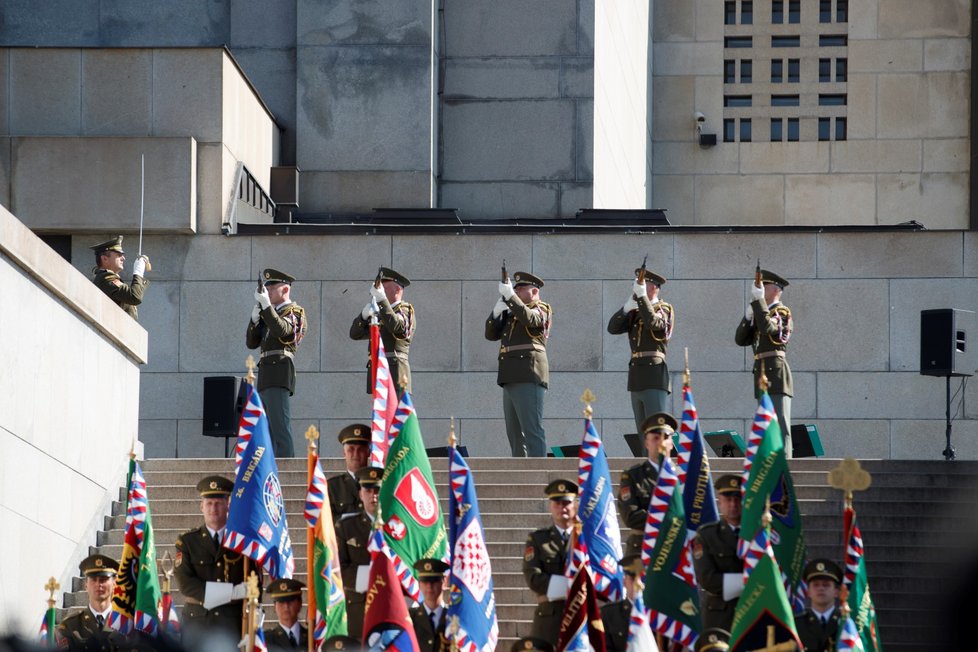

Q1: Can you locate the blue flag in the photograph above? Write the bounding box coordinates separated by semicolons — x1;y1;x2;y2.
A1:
578;418;625;601
447;444;499;652
224;385;295;579
677;384;718;536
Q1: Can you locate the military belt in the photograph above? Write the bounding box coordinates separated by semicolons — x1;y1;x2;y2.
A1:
754;351;785;360
631;351;665;360
261;349;294;359
499;343;545;354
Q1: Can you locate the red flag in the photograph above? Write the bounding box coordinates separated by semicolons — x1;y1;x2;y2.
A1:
556;567;607;652
362;539;420;651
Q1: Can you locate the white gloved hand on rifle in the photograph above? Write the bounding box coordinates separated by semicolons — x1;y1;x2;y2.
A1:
623;296;638;313
492;297;507;318
361;301;378;320
498;280;515;300
369;283;386;304
255;285;271;310
632;279;647;299
251;304;261;324
750;281;765;303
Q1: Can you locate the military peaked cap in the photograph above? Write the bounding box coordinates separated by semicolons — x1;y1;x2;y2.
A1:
714;474;742;496
641;412;679;435
635;269;667;287
620;553;644;576
324;636;364;650
196;475;234;497
80;554;119;577
694;628;730;652
759;269;789;288
511;271;544;288
262;268;296;285
267;578;305;602
544;478;579;501
379;267;411;287
413;558;450;581
511;637;554;652
338;423;371;445
356;466;383;488
90;236;125;255
803;558;843;585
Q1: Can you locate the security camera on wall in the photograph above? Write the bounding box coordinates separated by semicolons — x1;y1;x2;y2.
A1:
693;111;716;147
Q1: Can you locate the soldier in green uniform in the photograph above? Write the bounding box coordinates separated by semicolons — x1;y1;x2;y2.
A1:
794;559;844;652
694;628;731;651
607;269;675;433
523;479;577;647
511;637;554;652
600;553;643;652
336;466;383;642
55;554;125;650
327;423;371;523
618;412;677;555
89;236;150;321
691;474;744;632
263;578;308;651
247;268;307;458
408;558;450;652
174;475;256;642
735;269;793;456
485;271;553;457
350;267;415;396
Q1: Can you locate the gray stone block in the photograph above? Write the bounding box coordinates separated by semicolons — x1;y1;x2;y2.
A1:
443;0;578;57
923;138;969;173
153;49;223;142
543;280;603;371
560;58;593;98
829;140;921;174
576;99;593;180
877;173;969;230
808;420;890;459
393;235;531;281
443;58;560;100
293;371;371;420
558;182;593;218
878;0;971;39
785;174;877;225
195;142;222;235
965;233;978;277
651;175;694;224
128;235;252;282
441;100;575;181
544;372;633;419
81;50;153;135
140;373;206;420
600;282;634;373
673;233;817;280
229;48;297;159
533;234;673;280
815;232;963;278
0;138;10;208
296;170;432;213
406;280;462;371
887;278;978;371
439;181;559;220
816;372;950;419
0;51;8;136
0;1;99;46
665;372;758;422
878;72;969;139
99;1;230;46
141;420;178;459
9;49;81;135
578;0;595;56
461;282;509;372
409;372;502;419
230;0;297;48
296;46;431;170
251;235;391;282
140;281;181;373
321;280;376;372
176;420;231;458
788;279;890;371
660;279;748;373
694;174;786;226
297;0;430;46
651;76;696;144
792;372;815;420
654;0;695;41
924;38;971;72
454;419;519;456
890;419;978;461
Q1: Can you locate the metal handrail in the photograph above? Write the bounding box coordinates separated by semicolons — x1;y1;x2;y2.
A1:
222;162;276;235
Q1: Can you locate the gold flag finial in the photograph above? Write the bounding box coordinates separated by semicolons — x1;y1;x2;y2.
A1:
448;417;457;448
761;496;773;529
580;388;596;419
758;360;770;393
245;355;257;385
44;577;60;608
305;424;319;454
158;551;175;591
683;347;690;386
829;457;872;509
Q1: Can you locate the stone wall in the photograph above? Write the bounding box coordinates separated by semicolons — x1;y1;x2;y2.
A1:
0;206;147;631
81;229;978;462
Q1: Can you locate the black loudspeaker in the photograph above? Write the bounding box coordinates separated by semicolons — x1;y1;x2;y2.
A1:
202;376;247;438
920;309;977;377
790;424;824;458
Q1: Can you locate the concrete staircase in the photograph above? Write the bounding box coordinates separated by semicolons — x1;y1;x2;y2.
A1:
61;457;978;651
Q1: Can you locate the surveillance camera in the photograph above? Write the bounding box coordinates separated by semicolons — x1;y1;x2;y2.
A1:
694;112;706;123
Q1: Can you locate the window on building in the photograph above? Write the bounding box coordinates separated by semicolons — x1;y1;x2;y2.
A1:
772;94;800;106
835;117;847;140
819;93;847;106
725;60;736;83
772;35;800;47
725;1;736;24
788;0;800;23
771;59;783;83
836;58;847;82
819;0;831;22
724;118;736;142
787;117;799;141
742;1;754;24
820;34;847;47
741;60;753;83
818;117;831;141
787;59;800;82
740;118;752;142
772;0;784;24
724;95;753;107
771;118;783;142
837;0;848;22
725;36;753;48
819;58;831;82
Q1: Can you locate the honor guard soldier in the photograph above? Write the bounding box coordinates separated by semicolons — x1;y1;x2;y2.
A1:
735;269;793;456
694;628;731;652
523;479;578;647
618;412;677;555
692;474;744;632
247;268;307;458
90;236;149;321
607;268;675;433
174;475;256;641
55;554;125;650
350;267;415;395
336;466;383;641
409;559;450;652
263;578;308;651
485;271;553;457
794;559;844;652
601;554;644;651
324;635;365;650
511;637;555;652
327;423;371;522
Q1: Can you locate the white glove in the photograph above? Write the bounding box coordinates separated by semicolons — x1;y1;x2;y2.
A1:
255;285;271;310
369;283;386;303
623;297;638;312
499;280;515;300
251;304;261;324
132;255;147;277
361;301;378;320
355;565;371;592
546;575;571;600
230;582;247;601
492;297;507;318
750;282;765;303
203;581;234;609
745;303;753;320
722;573;745;601
632;280;647;299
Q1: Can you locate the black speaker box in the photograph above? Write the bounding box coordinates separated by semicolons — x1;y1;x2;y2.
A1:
920;309;977;377
202;376;247;438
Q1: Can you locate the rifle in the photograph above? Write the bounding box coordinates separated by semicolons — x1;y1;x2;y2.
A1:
754;259;762;288
501;259;509;283
636;253;648;284
374;266;383;289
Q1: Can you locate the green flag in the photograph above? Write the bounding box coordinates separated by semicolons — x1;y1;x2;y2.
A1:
641;455;701;647
739;392;807;598
729;548;802;651
378;406;448;570
845;512;883;651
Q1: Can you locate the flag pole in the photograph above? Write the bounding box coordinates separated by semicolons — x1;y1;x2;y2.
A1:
44;576;59;645
158;552;175;632
683;347;690;387
828;458;871;559
241;355;257;640
304;425;319;652
245;571;260;652
447;418;460;652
